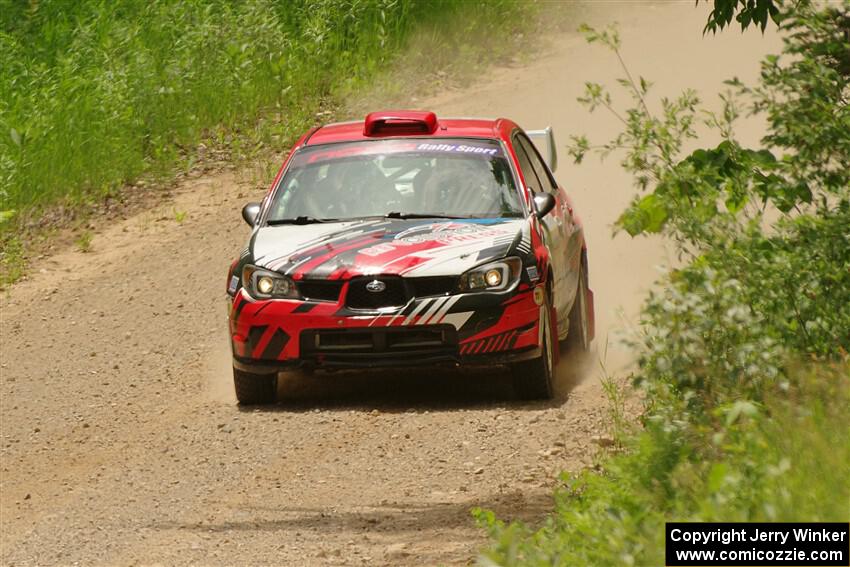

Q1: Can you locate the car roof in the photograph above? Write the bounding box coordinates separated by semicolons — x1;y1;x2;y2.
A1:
304;112;516;146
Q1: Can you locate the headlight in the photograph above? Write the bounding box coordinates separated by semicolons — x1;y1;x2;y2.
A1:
257;276;274;295
242;265;299;299
457;257;522;292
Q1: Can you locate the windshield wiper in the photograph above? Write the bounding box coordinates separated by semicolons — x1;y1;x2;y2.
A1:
266;216;340;225
384;212;467;220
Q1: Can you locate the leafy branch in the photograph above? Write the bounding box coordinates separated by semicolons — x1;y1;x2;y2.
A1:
567;7;849;249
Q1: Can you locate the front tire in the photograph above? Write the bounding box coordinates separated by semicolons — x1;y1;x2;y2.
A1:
565;262;591;352
233;367;278;405
511;290;555;400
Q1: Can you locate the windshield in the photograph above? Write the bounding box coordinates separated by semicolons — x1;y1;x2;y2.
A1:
266;138;523;222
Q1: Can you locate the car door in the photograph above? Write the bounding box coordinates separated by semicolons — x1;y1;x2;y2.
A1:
512;132;570;318
516;133;580;332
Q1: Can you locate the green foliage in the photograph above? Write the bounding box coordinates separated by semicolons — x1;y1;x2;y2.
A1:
571;4;849;249
0;208;14;225
479;2;850;564
477;367;850;566
0;0;526;215
598;344;632;446
739;5;850;191
701;0;782;33
74;229;93;252
0;232;24;287
637;205;850;417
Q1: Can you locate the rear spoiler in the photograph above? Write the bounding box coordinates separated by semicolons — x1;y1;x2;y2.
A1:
526;126;558;173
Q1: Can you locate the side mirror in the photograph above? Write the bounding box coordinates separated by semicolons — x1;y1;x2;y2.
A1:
533;193;556;219
242;202;261;226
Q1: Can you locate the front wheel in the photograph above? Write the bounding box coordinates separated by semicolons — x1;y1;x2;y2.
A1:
511;290;555;400
565;264;591;353
233;367;278;405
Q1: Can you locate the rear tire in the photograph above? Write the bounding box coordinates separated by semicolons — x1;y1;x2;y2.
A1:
565;262;590;353
511;290;555;400
233;367;278;405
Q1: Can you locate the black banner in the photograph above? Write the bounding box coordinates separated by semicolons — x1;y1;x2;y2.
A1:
666;522;849;566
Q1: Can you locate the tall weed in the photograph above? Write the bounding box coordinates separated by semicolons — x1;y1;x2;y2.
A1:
0;0;527;216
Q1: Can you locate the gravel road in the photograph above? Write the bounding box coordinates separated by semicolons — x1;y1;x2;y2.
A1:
0;4;778;565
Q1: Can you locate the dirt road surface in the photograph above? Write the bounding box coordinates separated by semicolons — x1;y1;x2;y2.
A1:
1;4;778;565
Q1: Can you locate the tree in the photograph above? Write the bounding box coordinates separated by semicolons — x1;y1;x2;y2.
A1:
570;2;850;370
701;0;782;32
571;3;850;248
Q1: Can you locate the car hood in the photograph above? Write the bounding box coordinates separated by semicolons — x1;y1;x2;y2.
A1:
250;218;529;279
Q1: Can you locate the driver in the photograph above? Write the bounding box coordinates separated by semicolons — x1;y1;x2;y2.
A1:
308;160;393;218
422;161;502;216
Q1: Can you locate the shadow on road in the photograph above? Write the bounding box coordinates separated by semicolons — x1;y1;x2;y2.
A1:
150;490;554;563
151;488;553;535
242;345;595;413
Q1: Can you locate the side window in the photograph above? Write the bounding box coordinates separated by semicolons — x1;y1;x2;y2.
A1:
518;135;557;192
512;136;543;193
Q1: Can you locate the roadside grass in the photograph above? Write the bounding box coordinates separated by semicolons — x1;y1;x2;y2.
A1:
596;336;633;448
74;230;93;253
344;0;558;114
475;363;850;566
0;0;540;286
0;233;24;286
0;0;409;213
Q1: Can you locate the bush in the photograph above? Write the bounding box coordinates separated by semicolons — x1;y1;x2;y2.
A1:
639;205;850;415
477;3;850;564
476;365;850;566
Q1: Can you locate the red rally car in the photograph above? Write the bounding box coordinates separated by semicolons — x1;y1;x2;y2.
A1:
226;111;594;404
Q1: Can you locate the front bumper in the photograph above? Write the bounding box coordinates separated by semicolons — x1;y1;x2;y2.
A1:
229;283;543;370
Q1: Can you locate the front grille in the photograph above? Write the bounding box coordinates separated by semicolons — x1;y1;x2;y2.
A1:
386;328;449;348
346;276;408;310
311;330;374;350
302;325;458;359
343;276;457;309
297;280;343;302
410;276;457;297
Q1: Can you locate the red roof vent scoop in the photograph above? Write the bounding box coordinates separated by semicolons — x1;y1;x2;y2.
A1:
363;110;438;137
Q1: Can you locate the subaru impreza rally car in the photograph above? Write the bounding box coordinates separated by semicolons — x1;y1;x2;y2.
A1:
226;111;593;404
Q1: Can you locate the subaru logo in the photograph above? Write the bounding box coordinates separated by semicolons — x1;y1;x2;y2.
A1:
365;279;386;293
